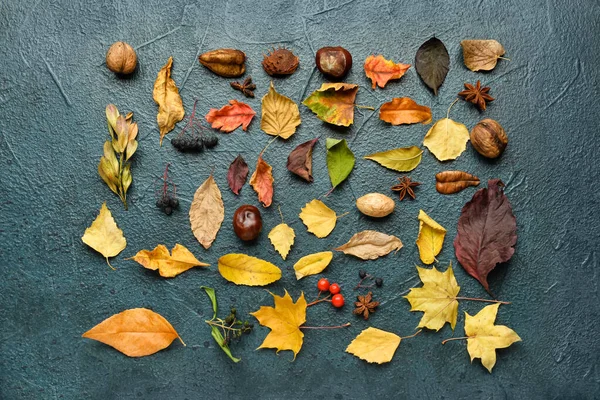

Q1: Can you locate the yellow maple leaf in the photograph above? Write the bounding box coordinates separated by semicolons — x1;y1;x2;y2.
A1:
81;202;126;270
153;56;185;145
261;82;301;139
218;253;281;286
299;199;337;238
268;223;295;260
404;264;460;331
250;290;307;359
128;244;209;278
415;210;446;264
293;251;333;280
346;327;401;364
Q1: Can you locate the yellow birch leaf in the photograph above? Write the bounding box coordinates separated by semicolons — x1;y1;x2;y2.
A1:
153;56;185;145
299;199;337;238
261;82;301;139
250;290;307;359
218;253;282;286
268;223;295;260
423;117;470;161
189;174;224;249
335;230;402;260
128;244;209;278
293;251;333;280
81;202;126;270
416;210;446;264
346;327;401;364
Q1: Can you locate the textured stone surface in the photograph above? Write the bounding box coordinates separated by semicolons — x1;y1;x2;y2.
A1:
1;0;599;398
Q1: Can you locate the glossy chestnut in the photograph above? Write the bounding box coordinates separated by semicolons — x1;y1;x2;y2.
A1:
315;46;352;79
233;205;262;241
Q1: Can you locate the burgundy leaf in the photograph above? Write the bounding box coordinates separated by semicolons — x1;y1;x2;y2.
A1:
287;138;318;182
454;179;517;294
227;155;249;195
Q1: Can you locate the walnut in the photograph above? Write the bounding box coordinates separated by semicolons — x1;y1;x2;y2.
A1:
470;119;508;159
106;41;137;75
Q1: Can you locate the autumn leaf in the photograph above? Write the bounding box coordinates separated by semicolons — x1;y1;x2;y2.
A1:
190;174;224;249
326;138;355;189
299;199;337;238
364;146;423;172
335;230;402;260
82;308;184;357
128;244;209;278
423;102;469;161
250;290;307;359
227;155;249;195
293;251;333;280
153;57;185;145
261;82;301;139
461;40;506;72
364;55;410;89
218;253;281;286
81;202;126;270
268;223;295;260
287;138;318;182
346;327;401;364
415;37;450;95
250;155;274;207
205;99;255;133
303;83;359;126
416;210;446;264
379;97;432;125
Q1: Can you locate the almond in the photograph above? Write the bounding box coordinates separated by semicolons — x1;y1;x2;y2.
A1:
356;193;395;218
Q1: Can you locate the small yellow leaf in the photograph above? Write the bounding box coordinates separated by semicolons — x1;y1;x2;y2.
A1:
218;253;282;286
153;56;185;145
423;117;470;161
81;202;126;269
129;244;209;278
189;174;224;249
261;82;301;139
293;251;333;280
415;210;446;264
299;199;337;238
335;230;402;260
346;327;401;364
268;223;295;260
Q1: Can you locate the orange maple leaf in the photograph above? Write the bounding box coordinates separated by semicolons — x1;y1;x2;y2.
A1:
250;155;274;207
364;55;411;89
205;100;256;133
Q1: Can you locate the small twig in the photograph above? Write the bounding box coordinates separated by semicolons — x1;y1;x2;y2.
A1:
441;336;469;345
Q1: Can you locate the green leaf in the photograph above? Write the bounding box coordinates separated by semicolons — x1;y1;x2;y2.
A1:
210;326;241;363
201;286;218;319
326;138;355;189
364;146;423;172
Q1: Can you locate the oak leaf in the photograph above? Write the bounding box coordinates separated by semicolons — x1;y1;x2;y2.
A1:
299;199;337;238
293;251;333;280
153;57;185;145
218;253;281;286
261;82;301;139
335;230;402;260
346;327;401;364
287;138;318;182
379;97;432;125
416;210;446;264
364;146;423;172
461;40;506;72
302;83;358;126
415;37;449;95
326;138;355;189
423;117;470;161
205;99;255;133
227;155;249;195
81;202;126;270
129;244;209;278
364;55;410;89
250;155;274;207
189;174;224;249
268;223;295;260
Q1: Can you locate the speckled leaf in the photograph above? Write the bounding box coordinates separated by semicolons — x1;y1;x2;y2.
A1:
326;138;354;189
227;155;249;195
415;37;450;95
302;83;358;126
287;138;318;182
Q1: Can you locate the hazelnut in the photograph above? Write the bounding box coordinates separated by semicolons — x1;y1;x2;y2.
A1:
470;118;508;158
106;41;137;75
356;193;395;218
315;46;352;79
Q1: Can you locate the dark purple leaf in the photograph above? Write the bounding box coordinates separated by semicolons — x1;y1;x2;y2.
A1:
227;155;249;195
415;37;449;96
287;138;318;182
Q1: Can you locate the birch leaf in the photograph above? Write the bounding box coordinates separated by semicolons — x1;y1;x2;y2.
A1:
416;210;446;264
268;223;295;260
218;253;281;286
335;230;402;260
189;174;224;249
326;138;355;189
293;251;333;280
250;155;274;207
423;118;470;161
153;57;184;144
81;202;126;270
364;55;410;89
303;83;358;126
205;100;256;133
299;199;337;238
346;327;401;364
287;138;318;182
461;40;506;72
129;244;209;278
261;82;301;139
379;97;432;125
364;146;423;172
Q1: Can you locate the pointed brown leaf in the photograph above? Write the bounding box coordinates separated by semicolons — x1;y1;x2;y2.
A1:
287;138;318;182
415;37;449;96
227;155;249;195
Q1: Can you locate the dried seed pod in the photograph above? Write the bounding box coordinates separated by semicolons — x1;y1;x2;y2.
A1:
435;171;480;194
470;119;508;158
106;41;137;75
356;193;395;218
199;49;246;78
262;48;299;76
315;46;352;79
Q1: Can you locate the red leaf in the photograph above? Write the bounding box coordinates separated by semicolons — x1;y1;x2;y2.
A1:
454;179;517;294
205;100;256;133
287;138;318;182
227;155;249;195
250;156;274;207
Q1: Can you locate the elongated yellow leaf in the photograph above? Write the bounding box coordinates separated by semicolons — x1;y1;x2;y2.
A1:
335;230;402;260
416;210;446;264
129;244;209;278
153;57;185;144
81;202;126;269
190;174;224;249
293;251;333;280
299;199;337;238
423;118;469;161
364;146;423;172
346;327;401;364
261;82;301;139
268;223;295;260
218;253;282;286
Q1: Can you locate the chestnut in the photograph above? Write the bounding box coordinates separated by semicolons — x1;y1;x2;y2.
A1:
315;46;352;79
233;205;262;241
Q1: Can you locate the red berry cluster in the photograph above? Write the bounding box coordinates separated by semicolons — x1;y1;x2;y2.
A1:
317;278;344;308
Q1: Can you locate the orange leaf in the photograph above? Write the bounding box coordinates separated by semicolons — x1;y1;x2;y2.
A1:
250;156;274;207
364;55;411;89
205;100;256;133
379;97;432;125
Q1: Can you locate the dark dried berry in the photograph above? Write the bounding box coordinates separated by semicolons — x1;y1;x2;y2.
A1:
202;135;219;149
262;47;299;76
359;270;367;279
375;278;383;287
164;206;172;215
169;197;179;208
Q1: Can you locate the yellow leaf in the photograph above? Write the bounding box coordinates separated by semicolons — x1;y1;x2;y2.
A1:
189;174;224;249
346;327;401;364
268;223;295;260
153;56;185;145
302;83;359;126
218;253;281;286
129;244;209;278
415;210;446;264
423;117;470;161
82;308;184;357
250;290;306;359
299;199;337;238
465;303;521;372
404;264;460;331
261;82;301;139
335;230;402;260
293;251;333;280
81;202;126;269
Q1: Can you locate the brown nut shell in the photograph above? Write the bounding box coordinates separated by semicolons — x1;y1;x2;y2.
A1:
315;46;352;79
106;41;137;75
470;118;508;158
199;49;246;77
435;171;480;194
356;193;395;218
262;48;299;76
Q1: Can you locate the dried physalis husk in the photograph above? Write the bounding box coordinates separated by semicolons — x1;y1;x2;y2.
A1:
435;171;480;194
199;49;246;78
262;48;299;76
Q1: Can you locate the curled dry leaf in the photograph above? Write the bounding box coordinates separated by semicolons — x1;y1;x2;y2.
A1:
268;223;295;260
250;156;274;207
82;308;183;357
364;146;423;172
205;100;256;132
218;253;282;286
293;251;333;280
287;138;318;182
261;82;301;139
436;171;480;194
302;83;359;127
153;57;185;144
379;97;432;125
335;230;402;260
326;138;355;189
299;199;338;238
461;40;506;72
416;210;446;265
129;243;209;278
423;117;470;161
364;55;410;89
81;202;126;270
189;174;225;249
227;155;249;195
415;37;450;95
346;327;401;364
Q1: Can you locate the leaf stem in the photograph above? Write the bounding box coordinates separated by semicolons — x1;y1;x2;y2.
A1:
277;204;284;223
178;336;187;346
261;135;278;155
498;56;511;61
446;98;459;119
441;336;469;345
105;257;116;271
336;211;350;219
455;297;510;305
300;322;351;330
401;329;422;340
355;105;375;110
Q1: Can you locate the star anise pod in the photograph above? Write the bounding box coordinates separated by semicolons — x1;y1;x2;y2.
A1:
391;176;420;201
458;80;494;111
353;292;379;320
230;76;256;98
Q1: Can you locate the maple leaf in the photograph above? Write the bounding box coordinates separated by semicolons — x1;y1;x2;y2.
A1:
415;210;446;265
249;155;274;207
81;202;126;270
251;290;307;359
205;99;256;133
346;327;401;364
302;83;358;126
379;97;432;125
261;82;301;139
128;244;209;278
153;57;184;144
218;253;282;286
364;55;410;89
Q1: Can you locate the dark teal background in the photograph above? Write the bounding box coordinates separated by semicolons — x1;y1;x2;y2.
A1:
1;0;599;398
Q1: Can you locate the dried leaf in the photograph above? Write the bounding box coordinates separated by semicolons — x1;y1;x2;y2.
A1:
227;155;249;195
293;251;333;280
299;199;337;238
335;230;402;260
379;97;432;125
250;156;274;207
205;100;256;133
346;327;401;364
364;146;423;172
415;37;450;95
435;170;480;194
218;253;282;286
364;55;411;89
189;174;224;249
454;179;517;293
416;210;446;265
261;82;301;139
326;138;355;189
153;57;185;144
302;83;359;126
268;223;295;260
81;202;126;270
287;138;318;182
461;40;506;72
423;118;470;161
129;244;209;278
82;308;183;357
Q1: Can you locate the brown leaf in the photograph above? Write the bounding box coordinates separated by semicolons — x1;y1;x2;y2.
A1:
435;171;480;194
461;40;506;72
190;174;224;249
227;155;249;195
153;57;185;145
379;97;432;125
287;138;318;182
335;230;403;260
250;156;274;207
